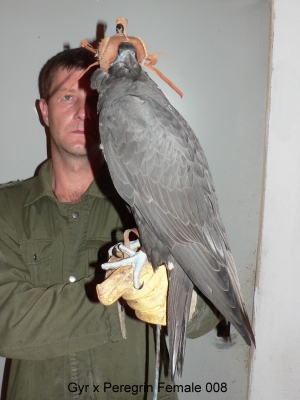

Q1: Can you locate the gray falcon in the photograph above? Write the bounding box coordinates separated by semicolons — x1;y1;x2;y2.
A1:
91;41;255;380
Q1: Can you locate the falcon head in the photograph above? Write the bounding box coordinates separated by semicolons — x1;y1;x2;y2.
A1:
109;42;141;81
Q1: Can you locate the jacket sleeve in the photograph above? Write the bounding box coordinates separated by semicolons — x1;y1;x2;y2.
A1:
187;290;222;339
0;188;123;361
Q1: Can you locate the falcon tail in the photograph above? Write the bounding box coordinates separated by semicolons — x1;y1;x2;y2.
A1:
172;242;256;349
167;257;194;381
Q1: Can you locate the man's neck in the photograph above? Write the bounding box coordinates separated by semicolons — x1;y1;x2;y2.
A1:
51;153;104;204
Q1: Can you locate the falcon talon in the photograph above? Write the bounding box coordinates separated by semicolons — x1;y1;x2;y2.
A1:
107;241;123;258
102;246;148;291
101;259;130;270
118;244;136;257
107;239;141;258
134;279;144;291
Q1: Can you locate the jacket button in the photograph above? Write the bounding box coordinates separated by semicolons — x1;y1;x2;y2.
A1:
69;275;76;283
72;211;79;219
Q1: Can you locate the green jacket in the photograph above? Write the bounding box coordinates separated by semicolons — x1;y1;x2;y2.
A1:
0;160;220;399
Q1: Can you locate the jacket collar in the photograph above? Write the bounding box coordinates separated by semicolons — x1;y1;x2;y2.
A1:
25;159;115;206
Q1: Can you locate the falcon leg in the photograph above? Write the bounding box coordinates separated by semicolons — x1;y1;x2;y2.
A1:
102;243;148;289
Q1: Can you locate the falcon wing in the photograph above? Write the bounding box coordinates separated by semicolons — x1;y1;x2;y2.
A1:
99;79;254;347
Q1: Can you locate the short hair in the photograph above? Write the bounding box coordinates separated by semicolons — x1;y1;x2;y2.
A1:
38;47;97;100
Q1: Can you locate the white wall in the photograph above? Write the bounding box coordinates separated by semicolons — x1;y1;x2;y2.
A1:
248;1;300;399
0;1;271;399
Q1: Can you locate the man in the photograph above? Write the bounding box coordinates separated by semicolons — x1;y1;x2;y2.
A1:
0;48;220;399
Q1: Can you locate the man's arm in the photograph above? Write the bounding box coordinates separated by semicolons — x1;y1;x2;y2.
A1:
0;186;123;360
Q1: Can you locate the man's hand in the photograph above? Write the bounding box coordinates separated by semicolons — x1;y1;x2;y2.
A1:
96;235;168;325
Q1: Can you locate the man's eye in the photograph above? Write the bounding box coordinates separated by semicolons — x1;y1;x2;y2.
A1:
63;94;73;101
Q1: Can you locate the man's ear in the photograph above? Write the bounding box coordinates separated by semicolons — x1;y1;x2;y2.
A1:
39;99;49;127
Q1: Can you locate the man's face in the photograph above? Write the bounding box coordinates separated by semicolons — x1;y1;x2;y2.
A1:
40;67;100;159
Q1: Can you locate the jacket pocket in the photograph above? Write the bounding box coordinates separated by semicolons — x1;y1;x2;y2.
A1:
85;238;110;275
19;238;53;286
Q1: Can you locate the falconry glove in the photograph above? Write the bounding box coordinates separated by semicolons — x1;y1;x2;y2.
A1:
97;230;167;325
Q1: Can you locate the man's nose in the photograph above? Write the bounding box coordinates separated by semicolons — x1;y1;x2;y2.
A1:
75;97;92;120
